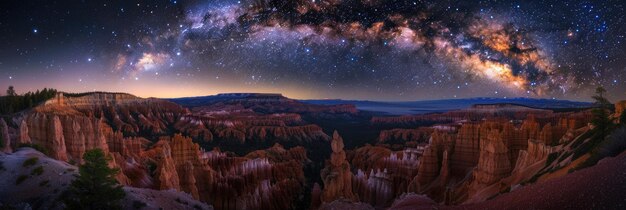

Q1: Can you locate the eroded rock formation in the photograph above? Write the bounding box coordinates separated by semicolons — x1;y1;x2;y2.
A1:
321;131;356;202
0;119;10;153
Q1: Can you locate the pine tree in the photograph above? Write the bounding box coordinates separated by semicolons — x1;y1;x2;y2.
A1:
63;149;126;210
591;87;611;139
6;86;16;96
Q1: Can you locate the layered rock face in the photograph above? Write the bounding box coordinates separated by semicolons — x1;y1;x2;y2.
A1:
0;119;10;153
616;101;626;123
349;145;420;207
7;92;187;162
174;109;331;144
616;101;626;116
414;145;439;189
353;169;393;207
512;139;551;174
469;129;511;189
18;120;31;145
321;131;356;202
396;112;591;204
202;144;307;210
142;135;308;210
24;112;109;162
450;123;481;176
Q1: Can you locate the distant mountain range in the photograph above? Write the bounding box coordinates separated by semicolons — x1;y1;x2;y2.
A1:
300;98;593;115
167;94;593;115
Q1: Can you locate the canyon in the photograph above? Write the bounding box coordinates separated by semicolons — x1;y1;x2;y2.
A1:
1;92;624;210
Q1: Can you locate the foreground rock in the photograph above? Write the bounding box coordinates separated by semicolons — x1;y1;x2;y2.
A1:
0;148;212;210
388;150;626;210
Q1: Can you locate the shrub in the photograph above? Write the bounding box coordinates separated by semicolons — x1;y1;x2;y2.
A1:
16;175;28;185
132;200;147;209
0;132;4;148
22;157;39;167
31;166;44;176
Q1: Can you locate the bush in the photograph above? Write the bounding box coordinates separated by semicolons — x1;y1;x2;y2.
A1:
132;200;147;209
22;157;39;167
31;166;44;176
16;175;28;185
0;132;4;148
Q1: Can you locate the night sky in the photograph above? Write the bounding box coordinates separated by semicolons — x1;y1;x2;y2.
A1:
1;0;625;101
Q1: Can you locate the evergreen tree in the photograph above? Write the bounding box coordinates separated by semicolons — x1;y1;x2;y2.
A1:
63;149;126;210
591;87;611;139
6;86;16;96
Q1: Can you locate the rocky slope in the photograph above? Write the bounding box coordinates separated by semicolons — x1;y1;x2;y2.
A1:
389;150;626;210
0;148;212;210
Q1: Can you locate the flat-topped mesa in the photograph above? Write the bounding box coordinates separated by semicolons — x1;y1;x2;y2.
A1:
216;93;285;98
470;103;532;109
174;93;358;114
44;92;143;107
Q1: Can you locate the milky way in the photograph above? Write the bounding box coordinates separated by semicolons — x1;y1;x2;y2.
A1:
1;0;625;100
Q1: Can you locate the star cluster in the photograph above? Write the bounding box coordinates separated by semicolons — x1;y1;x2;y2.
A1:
0;0;624;100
